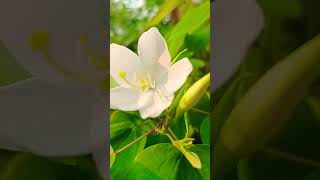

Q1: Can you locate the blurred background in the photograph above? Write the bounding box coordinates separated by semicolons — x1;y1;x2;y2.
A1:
213;0;320;180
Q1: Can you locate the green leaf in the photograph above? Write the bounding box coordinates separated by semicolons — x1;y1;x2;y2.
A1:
145;0;184;29
135;143;210;180
190;58;206;69
110;111;134;140
110;117;153;179
166;1;210;56
185;25;210;53
200;116;210;145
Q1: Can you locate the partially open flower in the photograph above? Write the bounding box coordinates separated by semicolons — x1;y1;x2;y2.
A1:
110;27;193;119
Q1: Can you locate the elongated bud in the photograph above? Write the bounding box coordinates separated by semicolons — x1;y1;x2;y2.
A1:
177;73;210;116
214;34;320;178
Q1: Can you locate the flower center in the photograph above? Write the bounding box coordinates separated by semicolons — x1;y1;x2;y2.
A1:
119;71;155;91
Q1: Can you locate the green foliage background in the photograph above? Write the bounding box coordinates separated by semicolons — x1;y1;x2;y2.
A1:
213;0;320;180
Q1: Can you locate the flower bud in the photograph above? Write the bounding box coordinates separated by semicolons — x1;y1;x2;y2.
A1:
177;73;210;116
214;34;320;178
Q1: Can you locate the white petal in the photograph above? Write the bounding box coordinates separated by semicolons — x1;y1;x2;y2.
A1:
139;91;174;119
110;44;142;87
164;58;193;94
212;0;263;90
138;27;171;68
0;78;99;156
0;0;106;81
90;97;107;179
110;87;140;111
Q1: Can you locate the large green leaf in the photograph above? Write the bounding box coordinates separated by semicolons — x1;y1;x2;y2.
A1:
145;0;184;29
135;143;210;180
200;116;210;145
166;1;210;56
110;116;155;179
110;111;135;140
185;24;210;53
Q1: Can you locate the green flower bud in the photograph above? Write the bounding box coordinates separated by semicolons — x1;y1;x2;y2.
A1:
214;34;320;178
177;73;210;116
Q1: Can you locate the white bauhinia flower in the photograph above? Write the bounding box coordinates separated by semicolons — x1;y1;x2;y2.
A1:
212;0;264;90
0;0;107;179
110;27;193;119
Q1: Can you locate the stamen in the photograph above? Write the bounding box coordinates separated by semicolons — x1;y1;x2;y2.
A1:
119;71;127;78
118;71;141;89
118;71;156;91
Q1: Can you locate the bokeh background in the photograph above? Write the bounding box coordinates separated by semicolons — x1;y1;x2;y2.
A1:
213;0;320;179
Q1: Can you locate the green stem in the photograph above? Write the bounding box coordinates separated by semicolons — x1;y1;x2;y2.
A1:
165;132;176;143
171;49;188;64
191;108;210;115
184;112;190;139
115;128;155;155
167;127;179;141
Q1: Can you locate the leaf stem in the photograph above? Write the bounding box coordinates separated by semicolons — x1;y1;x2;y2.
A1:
184;112;190;139
191;107;210;115
171;49;188;64
167;127;179;141
115;128;155;155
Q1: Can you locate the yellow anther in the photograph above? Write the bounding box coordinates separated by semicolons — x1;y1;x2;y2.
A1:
118;71;156;92
118;71;127;78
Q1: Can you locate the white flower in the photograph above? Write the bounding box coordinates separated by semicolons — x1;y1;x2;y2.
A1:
110;27;193;119
212;0;264;90
0;0;107;178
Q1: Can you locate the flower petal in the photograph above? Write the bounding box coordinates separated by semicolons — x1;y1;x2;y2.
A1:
164;58;193;94
110;44;142;87
0;0;106;81
139;91;174;119
138;27;171;68
212;0;263;90
110;87;140;111
0;78;99;155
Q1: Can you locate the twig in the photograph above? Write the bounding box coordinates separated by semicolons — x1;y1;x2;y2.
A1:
115;128;155;155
